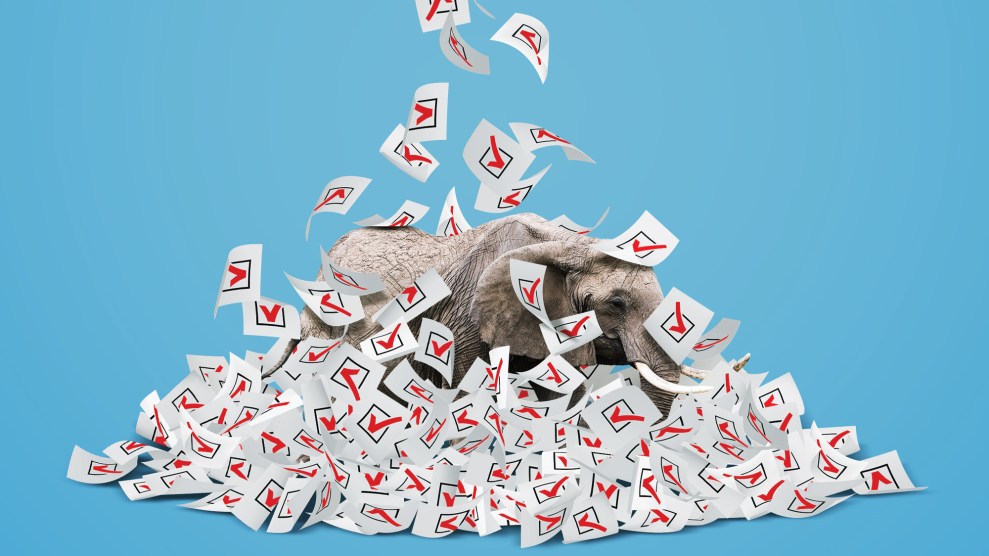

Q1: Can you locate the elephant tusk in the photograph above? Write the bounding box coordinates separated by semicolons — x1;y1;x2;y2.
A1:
678;364;707;380
733;353;751;372
633;362;713;395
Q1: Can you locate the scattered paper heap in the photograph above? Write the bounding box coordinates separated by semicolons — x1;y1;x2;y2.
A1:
68;5;923;545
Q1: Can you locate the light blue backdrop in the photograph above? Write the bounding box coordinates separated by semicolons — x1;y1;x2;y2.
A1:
1;1;984;553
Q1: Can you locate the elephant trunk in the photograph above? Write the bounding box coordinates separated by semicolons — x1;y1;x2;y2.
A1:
620;327;711;414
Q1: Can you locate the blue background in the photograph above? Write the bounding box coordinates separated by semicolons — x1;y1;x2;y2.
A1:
2;0;985;552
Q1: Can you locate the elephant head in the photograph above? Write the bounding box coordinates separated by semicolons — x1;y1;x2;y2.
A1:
470;238;705;413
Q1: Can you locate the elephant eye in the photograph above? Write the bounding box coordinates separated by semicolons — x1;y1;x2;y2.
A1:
607;297;627;312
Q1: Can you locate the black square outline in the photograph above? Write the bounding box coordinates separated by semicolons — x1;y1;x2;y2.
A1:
660;304;695;343
87;461;119;475
394;139;428;167
293;430;324;452
330;358;370;395
207;488;244;508
312;406;336;435
775;449;801;471
307;288;346;316
404;378;434;403
552;451;576;471
423;0;460;19
817;451;847;479
512;24;542;55
616;231;664;260
529;127;559;144
452;402;475;432
357;404;399;443
860;463;900;490
510;404;549;421
409;98;438;130
319;186;353;207
197;365;218;380
419;417;445;449
538;363;571;387
714;415;745;445
533;476;568;504
552;317;590;344
601;399;638;434
486;461;511;483
572;507;603;535
390;211;417;226
371;323;406;355
689;500;710;521
222;259;252;292
577;364;598;379
424;331;453;365
228;374;253;397
697;464;726;493
642;507;677;528
498;185;532;209
329;266;362;290
517;278;541;310
189;431;220;459
361;503;401;524
733;462;768;490
693;334;729;353
130;481;151;495
786;492;824;513
478;139;514;179
434;510;468;534
447;30;469;64
651;416;688;443
118;440;146;456
255;479;284;511
397;281;427;312
261;432;291;457
537;507;567;535
659;457;683;492
276;489;299;518
299;342;336;364
171;388;201;411
254;301;286;328
435;482;462;507
443;217;460;237
225;457;251;480
759;388;786;409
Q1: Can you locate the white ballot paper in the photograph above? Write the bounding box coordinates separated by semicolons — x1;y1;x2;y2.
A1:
492;13;550;83
595;211;679;267
474;164;551;213
416;0;470;33
305;176;371;239
510;259;551;323
285;272;364;326
644;288;714;364
463;119;536;193
242;296;301;339
689;317;741;362
373;268;452;325
547;208;609;235
379;124;440;183
539;311;602;355
67;446;139;484
320;250;387;296
360;319;419;362
413;318;456;384
440;13;489;75
509;122;594;162
355;199;431;228
436;187;472;237
215;243;262;317
404;82;449;144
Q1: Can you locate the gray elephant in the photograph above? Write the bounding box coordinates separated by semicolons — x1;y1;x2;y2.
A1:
273;213;706;416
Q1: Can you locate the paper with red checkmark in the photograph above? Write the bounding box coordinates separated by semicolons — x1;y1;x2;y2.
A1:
492;13;550;83
582;385;662;448
547;208;610;236
563;494;619;543
644;287;714;364
594;211;680;266
538;310;602;355
355;198;431;228
154;372;216;427
176;409;240;469
241;296;301;339
415;0;470;33
463;119;536;193
436;187;472;237
440;13;489;75
814;425;860;456
318;343;385;406
230;466;292;530
67;446;140;484
372;268;452;326
320;251;387;296
340;392;411;463
413;318;456;383
756;372;805;419
520;504;569;547
215;243;262;317
510;259;552;324
518;354;585;395
285;272;364;326
384;359;456;407
360;319;418;362
509;122;593;162
378;123;440;182
689;317;741;362
851;450;924;495
305;176;371;240
266;475;320;533
404;82;448;144
344;495;420;534
474;164;551;213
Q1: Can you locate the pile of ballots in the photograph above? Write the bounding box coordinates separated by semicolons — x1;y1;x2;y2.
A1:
67;3;923;546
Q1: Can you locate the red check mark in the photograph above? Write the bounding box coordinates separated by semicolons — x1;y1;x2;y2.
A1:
222;494;241;505
190;432;214;454
717;421;749;447
582;436;602;448
413;102;434;125
260;432;286;453
332;270;365;290
538;477;568;498
792;489;819;509
91;464;120;474
313;188;347;212
650;509;671;524
501;190;523;207
227;264;247;286
762;393;779;408
431;339;453;357
390;215;411;227
337;367;362;400
515;407;542;419
642;475;663;505
545;362;563;383
404;468;426;491
367;414;402;435
576;512;607;533
320;294;352;317
403;145;432;164
285;466;319;478
756;480;786;503
177;395;203;410
486;136;505;169
367;507;401;526
655;426;692;438
609;405;645;424
259;303;282;323
122;441;145;451
693;335;728;351
535;513;562;530
518;29;542;65
734;470;764;486
448;32;472;66
401;286;419;304
229;461;248;480
828;429;851;448
456;409;478;427
424;0;451;22
307;343;339;362
263;488;280;508
424;419;446;443
408;383;432;403
375;323;403;350
631;239;666;253
868;471;893;491
596;482;618;499
668;302;687;334
439;515;460;531
521;277;540;304
776;450;794;468
662;465;687;492
558;315;590;337
222;409;254;434
535;129;568;143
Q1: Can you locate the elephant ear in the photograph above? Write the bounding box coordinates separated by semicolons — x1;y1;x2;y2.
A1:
470;241;596;366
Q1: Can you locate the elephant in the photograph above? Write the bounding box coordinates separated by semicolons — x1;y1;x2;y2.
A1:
272;213;711;416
